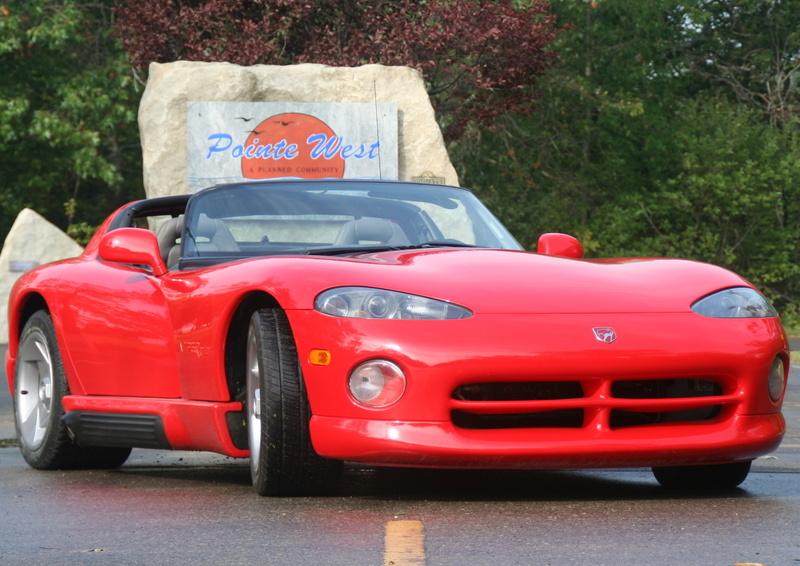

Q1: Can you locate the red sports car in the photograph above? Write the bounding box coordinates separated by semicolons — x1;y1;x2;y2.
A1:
6;180;789;495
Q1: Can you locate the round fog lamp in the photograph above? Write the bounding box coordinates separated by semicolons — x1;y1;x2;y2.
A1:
768;357;785;402
349;360;406;407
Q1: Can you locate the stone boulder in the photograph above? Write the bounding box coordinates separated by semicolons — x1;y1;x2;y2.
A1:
139;61;458;198
0;209;84;344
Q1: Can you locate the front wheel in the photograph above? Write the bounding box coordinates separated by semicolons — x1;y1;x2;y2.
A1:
246;308;342;496
14;310;131;470
652;461;752;490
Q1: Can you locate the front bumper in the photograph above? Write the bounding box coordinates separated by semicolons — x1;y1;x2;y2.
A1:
289;310;788;468
310;413;785;468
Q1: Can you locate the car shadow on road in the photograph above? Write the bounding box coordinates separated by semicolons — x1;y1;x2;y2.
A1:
105;456;764;502
347;465;757;502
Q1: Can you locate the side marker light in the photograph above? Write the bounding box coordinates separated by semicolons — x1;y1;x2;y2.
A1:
309;350;332;366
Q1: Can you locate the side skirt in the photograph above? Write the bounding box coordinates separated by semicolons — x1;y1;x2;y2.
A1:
60;395;249;458
63;412;171;449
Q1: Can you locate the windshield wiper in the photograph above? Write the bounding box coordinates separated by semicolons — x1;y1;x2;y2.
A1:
414;240;480;248
307;241;480;256
307;244;401;256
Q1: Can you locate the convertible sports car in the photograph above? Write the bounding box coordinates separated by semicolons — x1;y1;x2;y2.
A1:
6;179;789;495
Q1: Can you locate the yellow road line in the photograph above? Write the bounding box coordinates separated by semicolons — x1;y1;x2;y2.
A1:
384;520;426;566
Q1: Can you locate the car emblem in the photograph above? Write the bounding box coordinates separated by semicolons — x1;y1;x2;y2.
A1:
593;328;617;343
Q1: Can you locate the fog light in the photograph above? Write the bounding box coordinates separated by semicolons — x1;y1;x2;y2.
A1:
768;357;785;402
349;360;406;407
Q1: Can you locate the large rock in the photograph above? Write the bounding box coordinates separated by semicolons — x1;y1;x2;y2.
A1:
139;61;458;197
0;209;84;344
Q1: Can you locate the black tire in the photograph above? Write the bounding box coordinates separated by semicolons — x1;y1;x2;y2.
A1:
245;308;342;496
14;311;131;470
652;460;752;490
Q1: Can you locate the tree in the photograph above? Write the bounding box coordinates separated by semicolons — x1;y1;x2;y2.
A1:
0;0;143;243
453;0;690;248
676;0;800;127
113;0;562;139
636;99;800;317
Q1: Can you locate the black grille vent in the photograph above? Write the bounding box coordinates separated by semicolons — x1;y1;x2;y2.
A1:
450;378;728;431
452;381;583;402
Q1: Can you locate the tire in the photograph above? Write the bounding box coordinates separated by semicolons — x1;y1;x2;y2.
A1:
14;311;131;470
652;460;752;490
246;308;342;496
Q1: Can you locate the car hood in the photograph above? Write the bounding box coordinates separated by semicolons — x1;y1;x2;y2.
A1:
315;248;752;315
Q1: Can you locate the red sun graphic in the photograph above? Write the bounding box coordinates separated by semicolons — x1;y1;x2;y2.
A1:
241;113;345;179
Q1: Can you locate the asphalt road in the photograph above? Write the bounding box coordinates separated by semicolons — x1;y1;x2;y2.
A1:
1;345;799;566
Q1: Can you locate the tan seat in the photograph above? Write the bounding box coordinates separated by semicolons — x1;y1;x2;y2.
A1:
333;217;410;246
155;215;240;266
155;216;184;267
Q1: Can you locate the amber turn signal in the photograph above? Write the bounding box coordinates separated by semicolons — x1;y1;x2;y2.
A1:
309;350;332;366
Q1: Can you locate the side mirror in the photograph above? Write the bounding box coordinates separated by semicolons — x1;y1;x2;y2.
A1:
537;233;584;259
99;228;168;276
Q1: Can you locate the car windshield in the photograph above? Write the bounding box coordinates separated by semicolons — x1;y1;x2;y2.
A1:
179;180;522;267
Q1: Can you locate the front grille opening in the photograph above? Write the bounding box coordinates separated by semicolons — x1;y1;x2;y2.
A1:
451;409;584;430
611;379;722;399
610;406;722;429
452;381;583;401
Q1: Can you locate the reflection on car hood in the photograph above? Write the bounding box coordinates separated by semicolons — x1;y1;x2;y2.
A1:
325;248;751;315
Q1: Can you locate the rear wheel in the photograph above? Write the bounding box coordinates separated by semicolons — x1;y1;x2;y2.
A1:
652;461;752;490
14;311;131;470
246;308;342;495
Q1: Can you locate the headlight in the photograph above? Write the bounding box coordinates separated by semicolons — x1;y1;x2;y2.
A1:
315;287;472;320
691;287;778;318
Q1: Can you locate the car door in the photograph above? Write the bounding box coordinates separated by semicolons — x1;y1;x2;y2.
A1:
54;259;180;398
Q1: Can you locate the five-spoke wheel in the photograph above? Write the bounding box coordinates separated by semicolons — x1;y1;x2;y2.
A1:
14;311;131;470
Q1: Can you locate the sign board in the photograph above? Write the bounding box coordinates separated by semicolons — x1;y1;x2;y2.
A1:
187;102;398;192
9;260;39;272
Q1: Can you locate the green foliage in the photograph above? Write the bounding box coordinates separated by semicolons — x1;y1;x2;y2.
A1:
634;100;800;306
63;197;97;246
0;0;143;243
